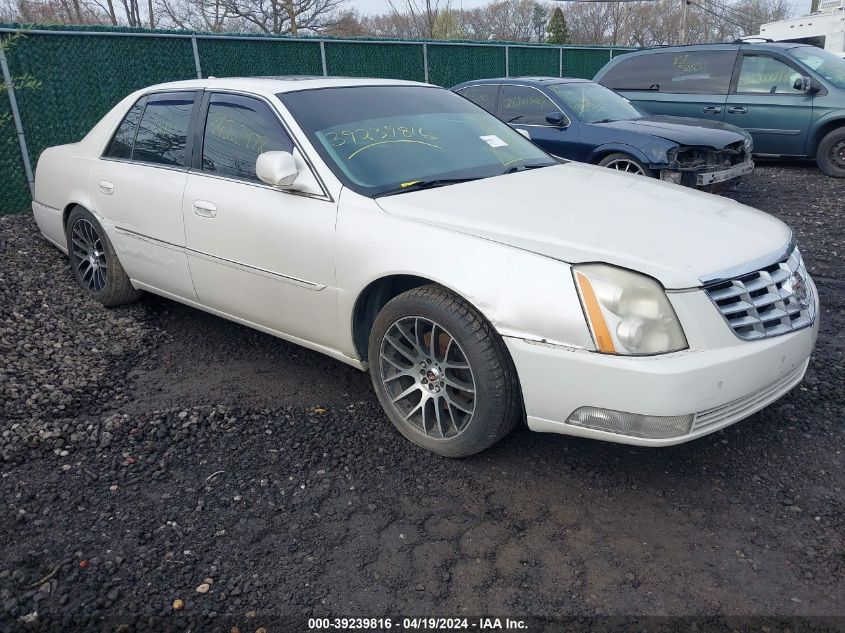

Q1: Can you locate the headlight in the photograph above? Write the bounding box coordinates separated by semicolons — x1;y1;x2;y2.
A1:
572;264;688;355
744;135;753;153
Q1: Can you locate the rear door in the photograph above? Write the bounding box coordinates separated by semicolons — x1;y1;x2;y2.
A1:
725;52;814;155
599;49;736;121
89;90;199;301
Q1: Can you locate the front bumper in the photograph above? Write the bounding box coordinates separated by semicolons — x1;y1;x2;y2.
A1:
695;159;755;186
505;314;818;447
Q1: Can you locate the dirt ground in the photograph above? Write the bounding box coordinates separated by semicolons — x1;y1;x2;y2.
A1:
1;162;843;632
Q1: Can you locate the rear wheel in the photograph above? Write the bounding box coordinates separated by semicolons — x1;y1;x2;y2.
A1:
597;152;654;177
368;285;521;458
816;127;845;178
66;206;142;307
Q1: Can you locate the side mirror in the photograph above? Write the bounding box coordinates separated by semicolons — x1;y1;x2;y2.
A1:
545;111;566;126
256;151;298;188
793;76;821;94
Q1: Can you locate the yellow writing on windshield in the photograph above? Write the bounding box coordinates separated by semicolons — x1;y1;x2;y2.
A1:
325;125;438;148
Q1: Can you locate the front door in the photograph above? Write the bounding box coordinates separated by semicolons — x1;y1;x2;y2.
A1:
725;53;814;156
498;84;577;159
182;92;338;348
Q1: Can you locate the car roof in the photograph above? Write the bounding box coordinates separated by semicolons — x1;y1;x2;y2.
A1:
143;76;429;95
617;41;806;57
454;77;592;88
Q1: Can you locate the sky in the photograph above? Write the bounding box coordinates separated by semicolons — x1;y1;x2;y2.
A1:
350;0;812;17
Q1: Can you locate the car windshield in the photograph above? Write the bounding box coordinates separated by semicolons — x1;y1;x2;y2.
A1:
548;82;643;123
789;46;845;89
278;86;556;197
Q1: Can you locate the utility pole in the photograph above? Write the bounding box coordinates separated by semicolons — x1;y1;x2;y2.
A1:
680;0;688;44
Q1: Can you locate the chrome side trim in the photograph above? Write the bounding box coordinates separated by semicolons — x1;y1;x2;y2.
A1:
699;234;795;287
186;249;326;290
114;226;326;290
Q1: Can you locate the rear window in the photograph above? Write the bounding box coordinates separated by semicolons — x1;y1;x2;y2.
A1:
103;97;146;160
599;50;737;94
457;84;499;114
132;92;197;167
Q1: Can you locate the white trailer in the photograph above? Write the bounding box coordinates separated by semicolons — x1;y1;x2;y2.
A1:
756;0;845;55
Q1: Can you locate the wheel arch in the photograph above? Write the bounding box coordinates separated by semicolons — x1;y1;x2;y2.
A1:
809;118;845;155
351;274;499;363
589;143;652;166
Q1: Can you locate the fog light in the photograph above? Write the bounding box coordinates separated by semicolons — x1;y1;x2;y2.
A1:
660;170;683;184
566;406;694;439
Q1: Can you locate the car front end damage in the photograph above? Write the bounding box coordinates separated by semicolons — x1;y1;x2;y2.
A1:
660;140;754;188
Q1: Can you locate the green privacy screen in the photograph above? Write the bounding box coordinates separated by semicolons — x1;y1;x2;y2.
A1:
0;24;629;214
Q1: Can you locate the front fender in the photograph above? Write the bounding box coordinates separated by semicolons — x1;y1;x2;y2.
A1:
334;188;596;360
588;142;665;167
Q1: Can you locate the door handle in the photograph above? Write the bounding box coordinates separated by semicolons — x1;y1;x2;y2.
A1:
192;200;217;218
98;180;114;195
727;106;748;114
702;106;722;114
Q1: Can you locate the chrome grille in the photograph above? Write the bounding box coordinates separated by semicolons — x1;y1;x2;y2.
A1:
704;247;815;341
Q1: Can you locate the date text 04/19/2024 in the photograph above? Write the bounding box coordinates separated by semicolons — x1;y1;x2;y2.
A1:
308;617;528;630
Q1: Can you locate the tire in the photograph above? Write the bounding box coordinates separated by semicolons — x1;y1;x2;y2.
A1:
597;152;654;177
368;285;522;458
816;127;845;178
65;206;142;307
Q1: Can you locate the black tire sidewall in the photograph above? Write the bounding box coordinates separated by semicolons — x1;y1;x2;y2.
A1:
65;207;117;300
368;288;517;458
817;128;845;178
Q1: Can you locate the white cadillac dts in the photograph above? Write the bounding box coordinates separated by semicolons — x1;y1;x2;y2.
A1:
32;77;819;457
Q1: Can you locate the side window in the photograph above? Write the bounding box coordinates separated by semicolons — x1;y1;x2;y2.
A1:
736;55;803;94
458;85;499;114
103;96;146;159
201;93;294;182
132;92;196;167
600;50;737;94
500;85;557;126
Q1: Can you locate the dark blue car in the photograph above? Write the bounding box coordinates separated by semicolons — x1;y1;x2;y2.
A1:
452;77;755;190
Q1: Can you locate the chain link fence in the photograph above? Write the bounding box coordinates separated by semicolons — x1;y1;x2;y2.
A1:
0;24;632;214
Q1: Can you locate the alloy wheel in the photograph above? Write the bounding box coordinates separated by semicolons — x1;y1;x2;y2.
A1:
378;316;476;440
603;158;646;175
832;140;845;169
69;218;108;294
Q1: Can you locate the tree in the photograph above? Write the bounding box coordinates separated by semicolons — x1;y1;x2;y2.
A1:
546;6;568;44
531;3;547;41
217;0;346;35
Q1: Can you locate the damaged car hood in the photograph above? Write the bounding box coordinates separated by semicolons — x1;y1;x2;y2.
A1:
596;115;748;148
375;162;791;289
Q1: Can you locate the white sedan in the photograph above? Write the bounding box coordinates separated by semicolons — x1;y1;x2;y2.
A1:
32;77;819;457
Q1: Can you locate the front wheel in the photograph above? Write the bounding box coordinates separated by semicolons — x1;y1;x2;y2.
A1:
816;128;845;178
368;285;522;458
597;152;654;177
66;206;142;307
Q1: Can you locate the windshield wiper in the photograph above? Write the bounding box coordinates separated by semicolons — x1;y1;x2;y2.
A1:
502;162;554;174
376;177;481;197
592;118;616;124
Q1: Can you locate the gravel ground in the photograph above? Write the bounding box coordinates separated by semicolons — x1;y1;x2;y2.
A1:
1;163;843;631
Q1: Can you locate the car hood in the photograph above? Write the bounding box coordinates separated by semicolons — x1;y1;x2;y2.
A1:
375;162;791;289
597;115;748;148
